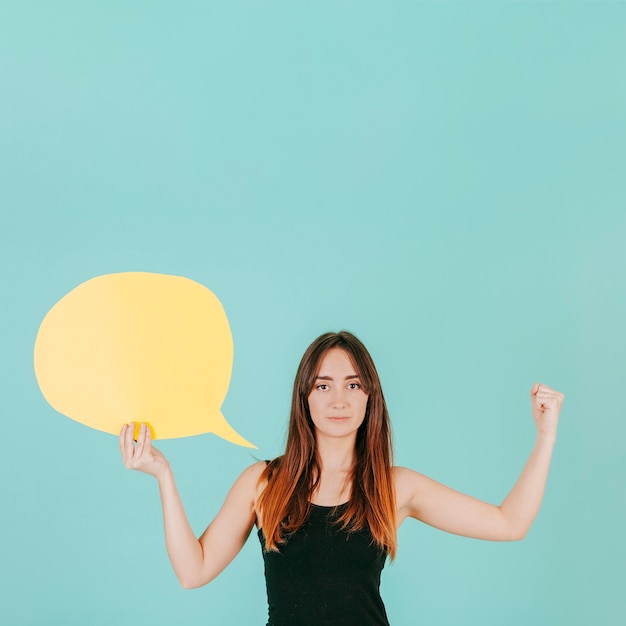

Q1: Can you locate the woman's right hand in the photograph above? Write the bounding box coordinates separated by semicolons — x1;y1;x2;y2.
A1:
119;422;169;479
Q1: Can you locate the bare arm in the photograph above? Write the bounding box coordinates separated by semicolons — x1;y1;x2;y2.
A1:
119;422;264;588
396;383;564;541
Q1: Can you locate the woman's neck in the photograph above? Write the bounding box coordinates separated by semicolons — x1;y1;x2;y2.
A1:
315;433;357;471
311;434;356;505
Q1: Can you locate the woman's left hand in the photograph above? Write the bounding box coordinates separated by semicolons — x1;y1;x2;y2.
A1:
530;383;564;440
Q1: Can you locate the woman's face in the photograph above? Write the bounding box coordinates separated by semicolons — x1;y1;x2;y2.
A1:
307;348;369;442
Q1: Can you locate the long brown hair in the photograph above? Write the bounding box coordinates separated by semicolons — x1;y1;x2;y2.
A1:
257;331;397;558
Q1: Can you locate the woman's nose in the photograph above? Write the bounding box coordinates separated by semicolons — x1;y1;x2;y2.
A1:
331;388;347;407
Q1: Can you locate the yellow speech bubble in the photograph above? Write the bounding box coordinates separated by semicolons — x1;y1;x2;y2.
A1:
34;272;255;447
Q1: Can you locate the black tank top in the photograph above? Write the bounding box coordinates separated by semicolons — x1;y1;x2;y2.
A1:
258;503;390;626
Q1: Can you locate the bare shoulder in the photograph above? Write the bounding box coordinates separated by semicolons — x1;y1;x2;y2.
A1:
211;460;267;527
393;465;427;484
393;465;429;510
232;460;267;498
241;459;268;479
240;460;270;516
238;460;270;527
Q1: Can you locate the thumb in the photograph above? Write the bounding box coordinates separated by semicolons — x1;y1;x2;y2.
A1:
530;382;540;398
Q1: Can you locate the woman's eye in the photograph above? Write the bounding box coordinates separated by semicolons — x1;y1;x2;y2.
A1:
317;384;329;391
348;382;361;390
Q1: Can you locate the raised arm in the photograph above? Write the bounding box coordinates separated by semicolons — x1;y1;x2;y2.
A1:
395;383;564;541
119;422;265;588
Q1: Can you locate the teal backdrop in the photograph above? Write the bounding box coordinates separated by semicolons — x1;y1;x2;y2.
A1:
1;2;624;625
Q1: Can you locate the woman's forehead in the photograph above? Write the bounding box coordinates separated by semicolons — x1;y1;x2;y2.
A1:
315;348;359;377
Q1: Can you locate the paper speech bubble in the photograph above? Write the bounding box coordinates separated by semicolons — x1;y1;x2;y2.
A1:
34;272;255;447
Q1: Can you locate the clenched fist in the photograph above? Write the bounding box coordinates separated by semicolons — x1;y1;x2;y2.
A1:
530;384;564;440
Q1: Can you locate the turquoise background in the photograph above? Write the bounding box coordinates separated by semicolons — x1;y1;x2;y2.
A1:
1;2;625;624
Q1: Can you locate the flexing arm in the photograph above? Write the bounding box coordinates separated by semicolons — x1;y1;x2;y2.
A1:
396;384;564;541
119;422;264;588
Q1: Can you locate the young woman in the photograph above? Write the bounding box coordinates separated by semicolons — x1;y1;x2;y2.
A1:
119;331;564;625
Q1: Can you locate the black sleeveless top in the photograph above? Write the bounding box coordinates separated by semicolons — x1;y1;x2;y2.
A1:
258;503;390;626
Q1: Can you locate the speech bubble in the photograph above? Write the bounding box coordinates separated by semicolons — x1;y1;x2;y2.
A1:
34;272;255;447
